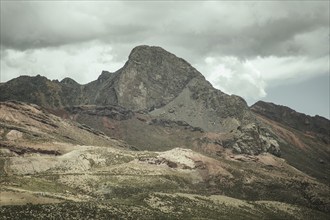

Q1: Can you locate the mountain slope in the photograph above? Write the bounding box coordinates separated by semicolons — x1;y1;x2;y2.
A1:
251;101;330;183
0;101;131;152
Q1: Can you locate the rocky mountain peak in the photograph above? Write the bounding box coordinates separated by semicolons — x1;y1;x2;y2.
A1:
60;77;78;85
129;45;170;60
94;45;205;111
128;45;162;61
126;45;202;81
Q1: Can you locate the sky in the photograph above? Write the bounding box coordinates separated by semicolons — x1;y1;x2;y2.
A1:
1;1;329;118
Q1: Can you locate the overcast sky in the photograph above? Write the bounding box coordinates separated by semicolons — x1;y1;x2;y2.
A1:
1;1;329;118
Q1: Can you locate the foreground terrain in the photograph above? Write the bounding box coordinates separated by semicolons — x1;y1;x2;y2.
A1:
0;101;329;219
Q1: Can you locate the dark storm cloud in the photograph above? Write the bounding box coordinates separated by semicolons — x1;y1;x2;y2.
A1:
153;1;329;59
0;1;151;50
1;1;328;58
1;1;102;49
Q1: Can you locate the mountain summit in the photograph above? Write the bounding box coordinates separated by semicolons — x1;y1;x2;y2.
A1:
94;45;203;110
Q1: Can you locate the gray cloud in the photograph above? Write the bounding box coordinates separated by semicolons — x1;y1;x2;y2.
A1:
1;1;104;50
2;1;328;58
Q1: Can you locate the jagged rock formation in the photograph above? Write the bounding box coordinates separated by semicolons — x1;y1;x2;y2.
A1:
94;46;201;110
222;123;281;156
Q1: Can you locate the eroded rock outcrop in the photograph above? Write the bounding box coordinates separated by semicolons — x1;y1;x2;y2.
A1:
222;123;281;156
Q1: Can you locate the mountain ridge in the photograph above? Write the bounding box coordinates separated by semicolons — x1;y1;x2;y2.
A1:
251;100;329;143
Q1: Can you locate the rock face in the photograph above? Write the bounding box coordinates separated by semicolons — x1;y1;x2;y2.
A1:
94;46;201;110
150;78;252;132
223;123;281;156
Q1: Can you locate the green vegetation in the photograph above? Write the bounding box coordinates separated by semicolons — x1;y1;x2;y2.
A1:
1;194;329;220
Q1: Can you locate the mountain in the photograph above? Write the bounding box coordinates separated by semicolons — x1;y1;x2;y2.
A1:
0;45;281;156
0;45;329;219
0;46;253;130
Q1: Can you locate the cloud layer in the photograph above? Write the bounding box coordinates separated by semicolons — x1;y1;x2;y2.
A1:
1;41;124;83
1;1;329;117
